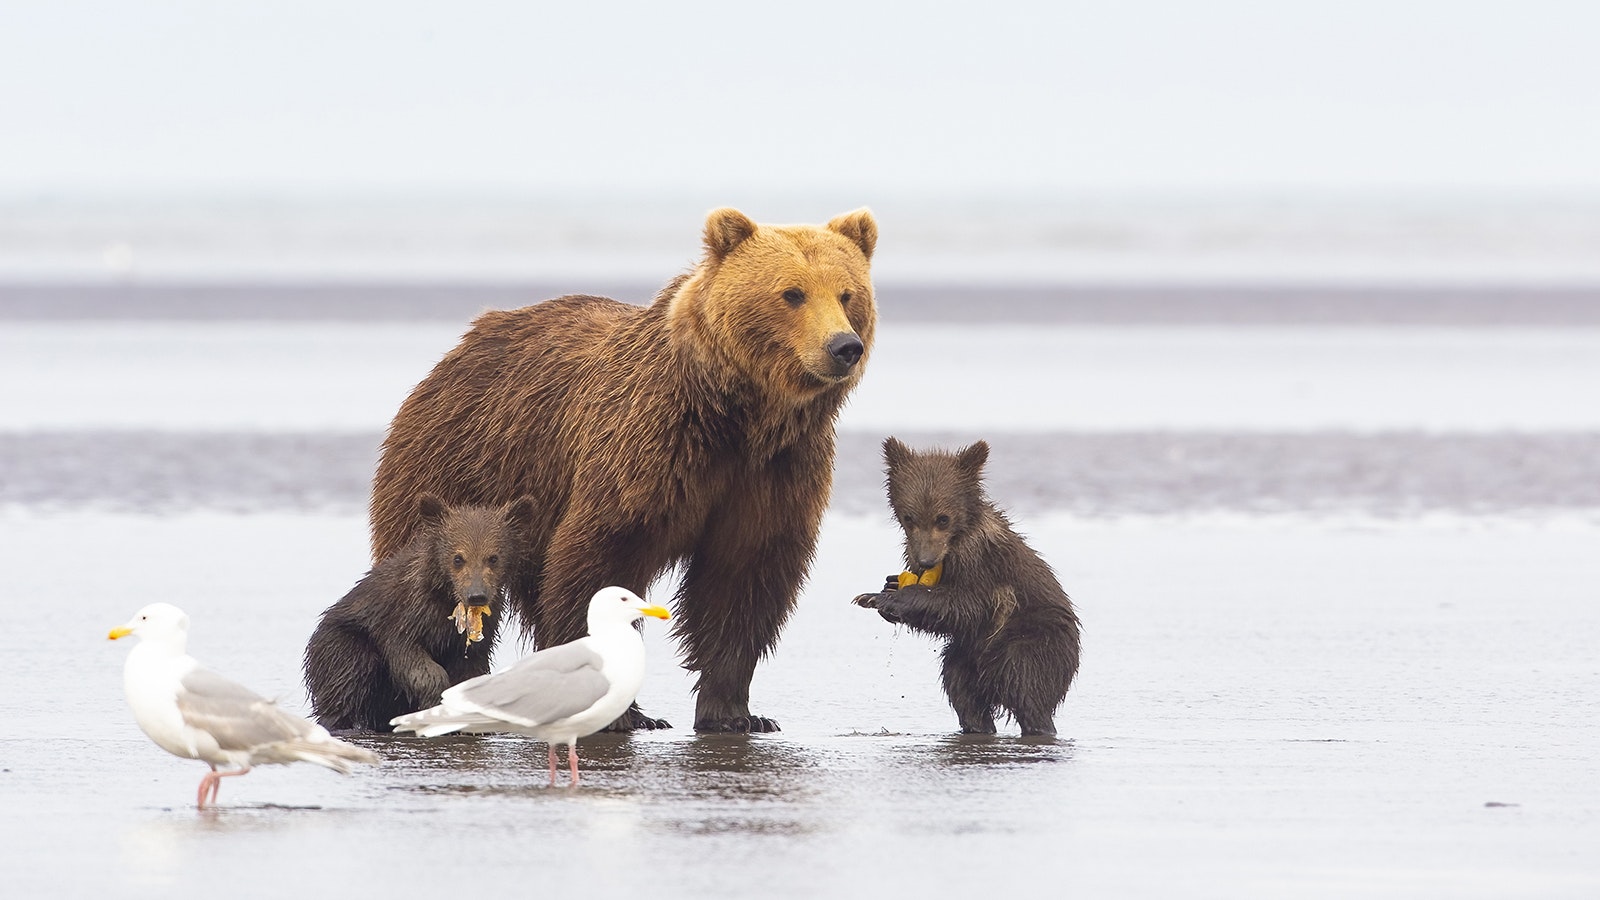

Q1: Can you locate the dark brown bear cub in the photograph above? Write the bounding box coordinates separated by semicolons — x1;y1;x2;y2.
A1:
854;438;1081;736
304;493;535;732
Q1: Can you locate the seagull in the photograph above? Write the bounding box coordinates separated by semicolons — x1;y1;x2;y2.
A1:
109;602;379;808
391;586;671;786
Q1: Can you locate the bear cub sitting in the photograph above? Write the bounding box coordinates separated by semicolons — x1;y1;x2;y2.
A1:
854;438;1081;736
304;493;535;732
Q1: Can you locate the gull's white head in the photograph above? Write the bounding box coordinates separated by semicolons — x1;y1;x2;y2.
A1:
586;586;671;633
108;602;190;648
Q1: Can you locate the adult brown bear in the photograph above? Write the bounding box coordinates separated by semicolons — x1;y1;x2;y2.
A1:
370;207;877;732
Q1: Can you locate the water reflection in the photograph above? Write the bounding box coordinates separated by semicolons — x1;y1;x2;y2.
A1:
118;804;341;889
922;733;1075;768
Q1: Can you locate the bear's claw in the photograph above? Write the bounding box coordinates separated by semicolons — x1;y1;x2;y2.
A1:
602;704;672;732
694;715;781;734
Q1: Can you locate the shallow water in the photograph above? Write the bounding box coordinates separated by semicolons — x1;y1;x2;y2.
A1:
3;512;1598;897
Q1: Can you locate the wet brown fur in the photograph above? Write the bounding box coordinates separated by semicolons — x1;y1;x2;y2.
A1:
368;208;878;732
304;494;536;732
860;438;1082;736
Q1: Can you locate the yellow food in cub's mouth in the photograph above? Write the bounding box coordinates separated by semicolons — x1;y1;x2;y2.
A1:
897;561;943;588
448;602;493;647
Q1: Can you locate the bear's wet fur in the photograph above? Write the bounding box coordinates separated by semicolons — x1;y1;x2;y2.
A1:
856;438;1081;736
304;493;536;732
367;208;878;733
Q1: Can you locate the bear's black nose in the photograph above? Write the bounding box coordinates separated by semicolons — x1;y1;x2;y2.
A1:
827;333;864;368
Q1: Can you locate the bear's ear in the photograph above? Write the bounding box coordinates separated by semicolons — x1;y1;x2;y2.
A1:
956;440;989;481
703;208;758;260
504;495;538;535
882;436;912;471
417;492;447;526
827;208;877;261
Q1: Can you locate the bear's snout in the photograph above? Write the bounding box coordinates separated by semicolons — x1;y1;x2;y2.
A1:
825;332;865;372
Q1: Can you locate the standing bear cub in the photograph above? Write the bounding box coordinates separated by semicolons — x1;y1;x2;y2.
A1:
304;493;536;732
854;438;1081;736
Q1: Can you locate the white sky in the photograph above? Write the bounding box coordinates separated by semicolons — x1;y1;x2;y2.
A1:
2;0;1598;196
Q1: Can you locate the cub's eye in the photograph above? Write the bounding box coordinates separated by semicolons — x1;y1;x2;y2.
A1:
486;555;498;568
901;514;914;526
782;288;806;306
935;515;950;529
453;554;466;569
839;291;852;306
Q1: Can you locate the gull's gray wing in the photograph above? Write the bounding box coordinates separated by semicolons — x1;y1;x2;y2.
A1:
176;667;314;750
456;641;610;726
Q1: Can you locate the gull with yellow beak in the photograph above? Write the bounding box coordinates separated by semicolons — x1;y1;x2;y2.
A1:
391;586;671;786
109;602;379;808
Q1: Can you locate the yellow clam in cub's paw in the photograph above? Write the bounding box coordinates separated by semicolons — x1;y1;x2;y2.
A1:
898;561;943;588
449;601;493;649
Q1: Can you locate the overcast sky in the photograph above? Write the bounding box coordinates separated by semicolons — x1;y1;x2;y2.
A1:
2;0;1598;197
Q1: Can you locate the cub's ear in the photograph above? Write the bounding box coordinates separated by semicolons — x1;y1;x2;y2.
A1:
956;440;990;480
504;495;538;534
827;208;877;261
417;492;447;526
703;208;758;260
882;436;912;471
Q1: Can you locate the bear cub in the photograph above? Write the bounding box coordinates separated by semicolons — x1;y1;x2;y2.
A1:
304;493;535;732
854;438;1081;736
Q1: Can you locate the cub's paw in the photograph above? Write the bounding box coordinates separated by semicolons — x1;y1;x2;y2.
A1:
694;715;782;734
876;593;907;623
852;592;883;609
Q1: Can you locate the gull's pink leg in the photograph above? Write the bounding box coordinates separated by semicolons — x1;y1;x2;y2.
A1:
197;767;219;808
567;743;580;787
547;744;558;786
208;766;252;806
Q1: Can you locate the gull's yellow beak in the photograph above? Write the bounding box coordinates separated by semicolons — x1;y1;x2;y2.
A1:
639;605;672;620
107;626;133;640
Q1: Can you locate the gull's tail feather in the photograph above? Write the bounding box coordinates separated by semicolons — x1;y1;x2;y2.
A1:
278;737;381;774
390;704;500;738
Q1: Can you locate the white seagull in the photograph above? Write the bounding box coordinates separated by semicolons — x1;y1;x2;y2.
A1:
390;586;671;786
109;603;379;808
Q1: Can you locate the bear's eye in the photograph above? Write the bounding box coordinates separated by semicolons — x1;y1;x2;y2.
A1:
486;555;498;568
935;515;950;529
453;554;466;569
782;288;806;307
839;291;852;306
902;513;914;526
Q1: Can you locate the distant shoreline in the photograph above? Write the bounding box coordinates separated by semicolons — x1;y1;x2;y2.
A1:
4;281;1600;325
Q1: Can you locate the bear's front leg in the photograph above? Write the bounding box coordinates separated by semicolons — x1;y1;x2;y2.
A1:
675;517;813;734
375;634;451;710
875;584;993;638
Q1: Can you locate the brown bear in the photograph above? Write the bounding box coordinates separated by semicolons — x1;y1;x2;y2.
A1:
304;493;536;732
369;207;878;733
854;438;1082;736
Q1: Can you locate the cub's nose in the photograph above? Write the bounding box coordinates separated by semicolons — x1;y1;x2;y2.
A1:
826;332;864;369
